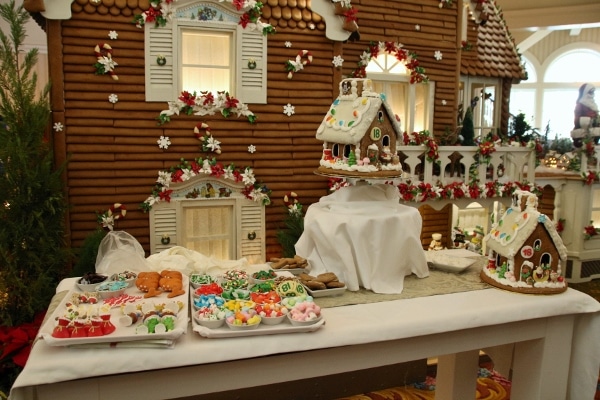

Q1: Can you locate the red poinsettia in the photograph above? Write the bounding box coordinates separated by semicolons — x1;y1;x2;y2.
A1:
584;223;598;240
0;312;45;368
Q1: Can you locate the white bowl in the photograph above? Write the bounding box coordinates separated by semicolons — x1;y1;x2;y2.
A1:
287;313;323;326
195;316;225;329
260;314;286;326
109;272;137;288
190;274;217;289
76;275;107;292
226;319;261;330
95;281;128;299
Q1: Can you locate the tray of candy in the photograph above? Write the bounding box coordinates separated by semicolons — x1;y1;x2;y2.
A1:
39;274;189;347
192;316;325;338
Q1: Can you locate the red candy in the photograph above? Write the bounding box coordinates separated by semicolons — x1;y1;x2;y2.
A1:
195;283;223;296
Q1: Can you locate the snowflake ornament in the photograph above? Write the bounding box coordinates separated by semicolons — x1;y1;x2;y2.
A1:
285;41;292;48
157;135;171;150
442;99;447;106
434;50;443;61
283;103;295;117
108;93;118;103
108;30;118;40
332;55;344;68
415;24;421;31
53;122;64;132
248;144;256;154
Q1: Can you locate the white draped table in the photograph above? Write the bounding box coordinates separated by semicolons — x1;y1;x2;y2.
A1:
9;282;600;400
295;184;430;294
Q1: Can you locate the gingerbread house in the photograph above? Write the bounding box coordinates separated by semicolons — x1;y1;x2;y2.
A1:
315;78;404;178
482;190;568;294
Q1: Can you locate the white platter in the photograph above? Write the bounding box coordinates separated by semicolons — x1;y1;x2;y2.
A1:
306;286;346;298
39;275;189;347
424;249;479;273
193;317;325;338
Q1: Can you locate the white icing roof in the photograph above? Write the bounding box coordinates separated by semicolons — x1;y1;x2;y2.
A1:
483;190;568;261
315;78;403;145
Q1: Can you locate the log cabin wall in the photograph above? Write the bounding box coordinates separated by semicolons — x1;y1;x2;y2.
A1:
49;0;525;262
51;0;465;261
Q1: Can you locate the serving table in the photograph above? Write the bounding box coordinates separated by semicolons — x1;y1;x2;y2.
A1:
10;280;600;400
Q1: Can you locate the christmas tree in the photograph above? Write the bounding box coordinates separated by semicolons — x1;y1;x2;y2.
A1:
0;0;69;327
460;106;476;146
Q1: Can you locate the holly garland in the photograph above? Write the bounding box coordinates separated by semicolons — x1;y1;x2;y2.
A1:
327;177;542;204
158;90;256;125
352;41;428;84
133;0;275;35
403;131;439;162
140;157;271;212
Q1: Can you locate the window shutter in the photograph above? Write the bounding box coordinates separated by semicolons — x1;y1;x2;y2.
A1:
238;202;265;261
149;206;178;253
145;23;177;102
237;28;267;104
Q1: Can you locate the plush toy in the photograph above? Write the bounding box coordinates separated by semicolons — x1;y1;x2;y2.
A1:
159;270;186;298
135;271;162;298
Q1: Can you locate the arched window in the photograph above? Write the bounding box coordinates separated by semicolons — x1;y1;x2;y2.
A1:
510;47;600;139
366;53;434;133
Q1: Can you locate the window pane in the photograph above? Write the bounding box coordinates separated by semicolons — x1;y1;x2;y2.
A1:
414;83;429;132
510;89;536;119
374;81;407;131
545;50;600;83
542;89;579;138
181;30;231;93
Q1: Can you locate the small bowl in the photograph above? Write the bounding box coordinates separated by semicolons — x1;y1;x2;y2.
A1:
287;313;323;327
194;314;226;329
95;281;128;299
260;314;286;326
190;274;217;289
76;274;107;292
109;271;137;288
226;317;261;330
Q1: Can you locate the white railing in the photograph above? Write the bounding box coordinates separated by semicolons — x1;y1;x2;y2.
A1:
397;145;536;186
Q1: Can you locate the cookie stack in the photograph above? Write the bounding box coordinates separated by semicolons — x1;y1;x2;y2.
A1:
298;272;345;291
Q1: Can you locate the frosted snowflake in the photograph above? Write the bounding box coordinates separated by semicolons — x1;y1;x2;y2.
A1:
108;93;118;103
157;135;171;150
434;50;443;61
53;122;63;132
285;41;292;48
415;24;421;31
248;144;256;154
442;99;447;106
332;55;344;67
108;30;118;40
283;103;295;117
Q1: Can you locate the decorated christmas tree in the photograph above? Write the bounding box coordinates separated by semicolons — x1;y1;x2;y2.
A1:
0;0;69;328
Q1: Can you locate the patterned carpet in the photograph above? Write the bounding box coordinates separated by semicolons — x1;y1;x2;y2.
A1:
338;280;600;400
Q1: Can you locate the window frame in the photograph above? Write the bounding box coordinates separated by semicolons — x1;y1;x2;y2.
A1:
460;76;501;139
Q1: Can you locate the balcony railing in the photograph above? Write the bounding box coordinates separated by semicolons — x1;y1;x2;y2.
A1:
397;145;537;186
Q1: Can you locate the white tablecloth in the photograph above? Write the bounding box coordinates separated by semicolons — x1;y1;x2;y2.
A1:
9;285;600;400
295;184;429;293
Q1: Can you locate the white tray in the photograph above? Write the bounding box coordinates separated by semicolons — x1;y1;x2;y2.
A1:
424;249;479;273
306;286;347;297
39;275;189;347
193;317;325;338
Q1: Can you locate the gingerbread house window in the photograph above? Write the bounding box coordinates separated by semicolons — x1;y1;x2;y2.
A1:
149;175;266;263
144;1;267;104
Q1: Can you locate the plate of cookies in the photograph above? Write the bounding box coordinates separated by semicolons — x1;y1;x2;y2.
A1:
268;255;309;275
298;272;346;297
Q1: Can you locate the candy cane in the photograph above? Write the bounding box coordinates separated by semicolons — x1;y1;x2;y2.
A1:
286;50;313;79
94;43;119;81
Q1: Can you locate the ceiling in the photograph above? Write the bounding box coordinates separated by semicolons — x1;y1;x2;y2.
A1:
498;0;600;46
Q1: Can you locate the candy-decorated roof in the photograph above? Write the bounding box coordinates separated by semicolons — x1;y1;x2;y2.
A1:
315;78;403;146
484;190;567;260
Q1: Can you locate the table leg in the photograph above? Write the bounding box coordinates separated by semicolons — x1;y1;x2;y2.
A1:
511;315;574;400
435;350;480;400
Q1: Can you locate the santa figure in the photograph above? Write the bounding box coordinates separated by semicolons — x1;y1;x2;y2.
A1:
571;83;600;147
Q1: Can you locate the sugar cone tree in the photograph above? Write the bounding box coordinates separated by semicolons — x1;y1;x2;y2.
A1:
0;0;69;327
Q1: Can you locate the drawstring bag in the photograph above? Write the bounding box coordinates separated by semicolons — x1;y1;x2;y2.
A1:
95;231;149;275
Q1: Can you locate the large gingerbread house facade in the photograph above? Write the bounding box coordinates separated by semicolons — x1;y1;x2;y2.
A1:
482;190;568;294
29;0;525;259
